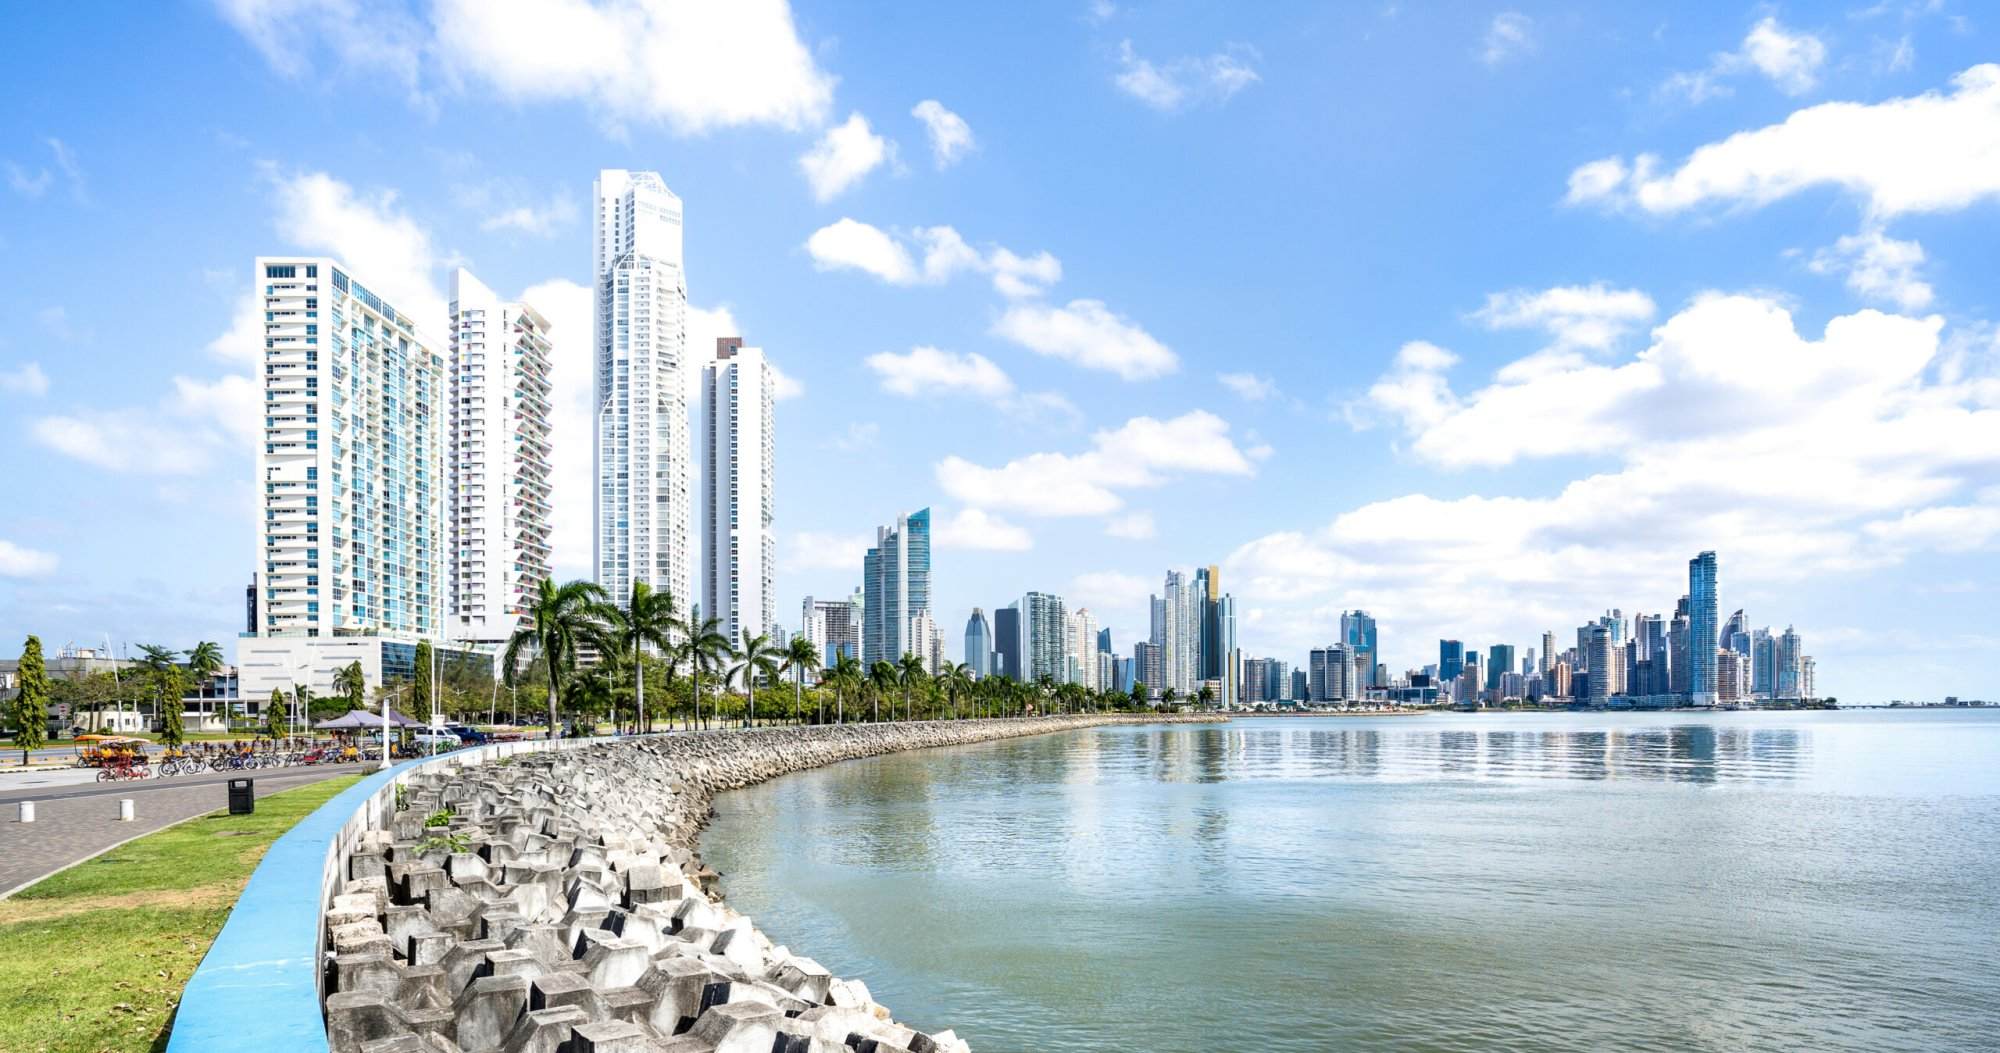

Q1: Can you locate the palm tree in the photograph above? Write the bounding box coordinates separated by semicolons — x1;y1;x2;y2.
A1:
679;605;732;731
136;644;178;733
868;660;897;722
731;630;782;728
937;662;971;720
828;654;862;723
895;654;928;721
601;581;678;734
1162;686;1178;711
503;578;611;740
332;661;366;712
782;636;821;725
1197;684;1215;710
185;640;224;725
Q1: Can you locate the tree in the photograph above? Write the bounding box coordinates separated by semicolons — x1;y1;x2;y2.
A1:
1163;687;1178;710
828;654;862;724
937;662;971;720
158;668;187;749
1197;684;1215;709
264;689;286;740
601;581;678;734
11;636;48;764
185;640;224;724
868;661;897;722
1130;681;1148;710
136;644;179;732
678;606;732;731
411;639;435;722
504;578;611;739
896;653;928;722
730;630;782;728
333;661;366;711
783;636;821;725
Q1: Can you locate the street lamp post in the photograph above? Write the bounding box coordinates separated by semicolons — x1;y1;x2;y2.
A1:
376;683;411;772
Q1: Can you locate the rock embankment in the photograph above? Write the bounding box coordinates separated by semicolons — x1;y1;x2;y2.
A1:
323;715;1223;1053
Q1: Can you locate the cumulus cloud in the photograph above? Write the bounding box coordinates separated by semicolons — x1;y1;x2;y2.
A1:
865;346;1013;399
937;409;1256;518
0;538;58;578
1218;372;1276;401
1661;17;1828;102
911;99;974;168
0;361;50;396
267;168;447;337
804;219;1060;298
1480;12;1535;66
1472;283;1657;353
991;299;1177;380
32;374;259;475
1569;64;2000;219
1270;295;2000;667
935;508;1033;551
219;0;835;135
798;112;894;202
1113;39;1259;111
1104;512;1157;540
1808;228;1934;310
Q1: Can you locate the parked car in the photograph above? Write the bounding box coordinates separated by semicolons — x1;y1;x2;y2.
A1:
443;724;487;745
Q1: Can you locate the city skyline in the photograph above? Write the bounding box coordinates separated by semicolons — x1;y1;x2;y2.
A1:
3;4;1999;701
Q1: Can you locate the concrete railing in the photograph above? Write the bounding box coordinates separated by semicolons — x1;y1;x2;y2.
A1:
169;716;1224;1051
166;736;612;1052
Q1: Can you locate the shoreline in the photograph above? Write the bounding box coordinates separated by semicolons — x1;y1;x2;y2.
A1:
317;715;1224;1053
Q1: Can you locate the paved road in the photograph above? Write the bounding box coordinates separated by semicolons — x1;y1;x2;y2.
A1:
0;764;365;898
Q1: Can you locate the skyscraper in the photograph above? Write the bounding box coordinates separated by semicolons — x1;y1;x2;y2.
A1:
1097;627;1113;655
702;338;775;644
1721;609;1751;656
1688;551;1719;704
965;608;992;678
1134;641;1163;698
1540;631;1554;675
1586;624;1614;705
1752;628;1775;698
1487;644;1516;692
242;256;446;700
801;595;858;667
1022;591;1067;682
1341;611;1379;688
1196;565;1221;681
1439;640;1465;683
446;268;553;646
1066;606;1098;688
1776;625;1804;699
1669;597;1691;697
593;170;691;607
862;508;931;665
1159;571;1198;695
994;604;1021;681
1310;644;1353;702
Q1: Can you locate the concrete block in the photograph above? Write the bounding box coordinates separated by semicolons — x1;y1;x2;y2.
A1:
582;936;651;991
689;1001;783;1053
526;970;592;1015
452;974;529;1053
569;1020;650;1052
498;1006;585;1053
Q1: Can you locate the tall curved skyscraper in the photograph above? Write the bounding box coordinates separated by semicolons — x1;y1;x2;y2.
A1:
593;170;691;609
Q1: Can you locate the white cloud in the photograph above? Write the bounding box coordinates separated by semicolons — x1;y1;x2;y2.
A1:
1218;371;1276;401
0;361;50;396
1661;17;1828;102
1346;340;1460;433
768;361;804;401
1809;228;1934;310
799;112;894;202
1472;283;1657;353
5;162;52;197
1105;512;1157;539
911;99;975;168
865;346;1013;399
935;508;1033;551
1480;12;1535;66
937;409;1256;518
0;539;58;578
1279;296;2000;667
991;299;1177;380
804;219;1060;298
479;193;579;237
31;374;259;475
1571;64;2000;219
1113;39;1260;111
3;139;80;201
786;530;871;571
267;168;446;338
221;0;835;135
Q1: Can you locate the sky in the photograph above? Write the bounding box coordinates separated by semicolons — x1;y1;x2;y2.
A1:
1;0;1996;703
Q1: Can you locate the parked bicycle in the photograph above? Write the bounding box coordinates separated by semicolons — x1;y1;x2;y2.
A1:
97;758;149;781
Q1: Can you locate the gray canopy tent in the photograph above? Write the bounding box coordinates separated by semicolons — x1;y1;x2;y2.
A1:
314;708;422;731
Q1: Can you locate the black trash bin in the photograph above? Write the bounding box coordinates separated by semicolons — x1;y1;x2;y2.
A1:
227;778;254;815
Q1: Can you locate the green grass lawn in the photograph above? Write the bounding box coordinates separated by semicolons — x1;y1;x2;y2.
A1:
0;774;362;1053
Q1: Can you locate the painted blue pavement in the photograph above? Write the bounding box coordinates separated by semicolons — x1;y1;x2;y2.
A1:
165;761;404;1053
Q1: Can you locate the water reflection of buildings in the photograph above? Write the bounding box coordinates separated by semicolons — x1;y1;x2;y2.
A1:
1257;724;1812;786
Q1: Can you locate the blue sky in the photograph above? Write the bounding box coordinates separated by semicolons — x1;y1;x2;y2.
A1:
1;1;1995;702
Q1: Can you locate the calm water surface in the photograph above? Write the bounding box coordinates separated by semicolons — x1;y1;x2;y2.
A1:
700;712;2000;1052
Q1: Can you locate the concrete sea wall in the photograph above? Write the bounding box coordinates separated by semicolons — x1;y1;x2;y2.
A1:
314;716;1222;1053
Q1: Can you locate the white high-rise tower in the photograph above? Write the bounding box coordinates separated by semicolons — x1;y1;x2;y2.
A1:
593;170;691;607
447;268;554;645
702;338;774;644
